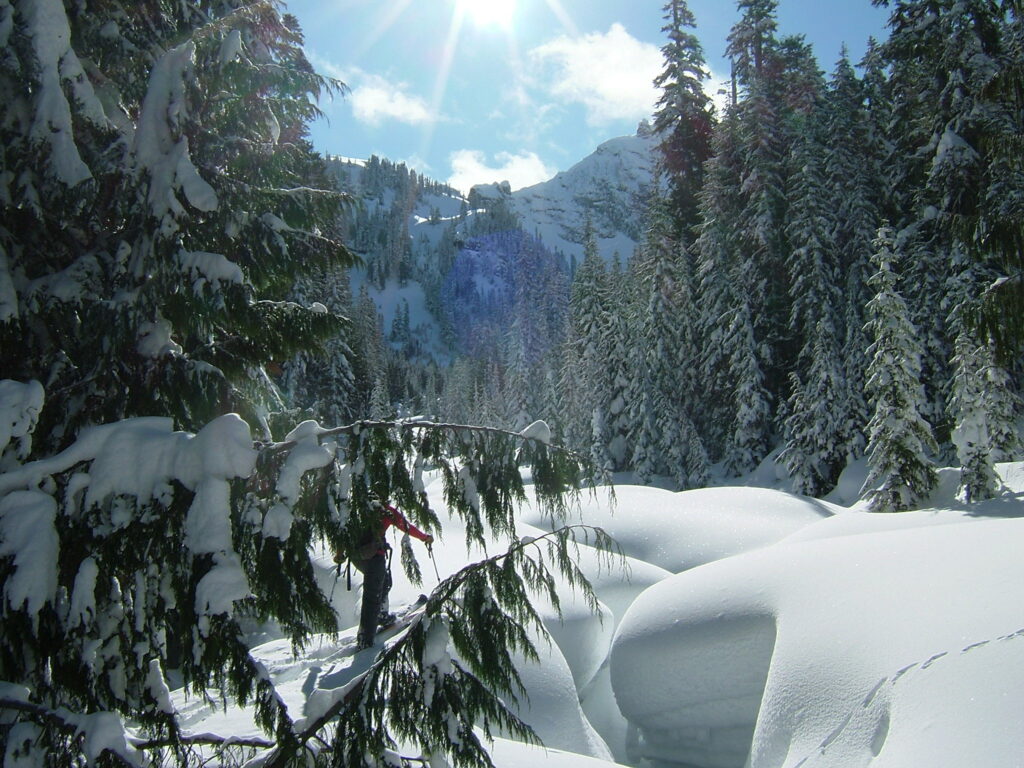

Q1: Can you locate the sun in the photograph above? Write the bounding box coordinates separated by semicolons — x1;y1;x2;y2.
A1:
456;0;517;29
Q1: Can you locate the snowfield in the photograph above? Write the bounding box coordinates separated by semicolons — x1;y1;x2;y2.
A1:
174;463;1024;768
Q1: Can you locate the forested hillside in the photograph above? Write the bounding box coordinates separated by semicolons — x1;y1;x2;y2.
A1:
288;0;1021;511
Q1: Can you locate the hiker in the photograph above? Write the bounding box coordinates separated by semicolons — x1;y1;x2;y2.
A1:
340;498;433;650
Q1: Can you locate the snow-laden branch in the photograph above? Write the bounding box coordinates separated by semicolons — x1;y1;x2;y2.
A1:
0;696;140;767
264;418;575;458
259;524;616;768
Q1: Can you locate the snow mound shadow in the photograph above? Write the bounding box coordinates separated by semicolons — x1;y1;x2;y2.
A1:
612;613;777;768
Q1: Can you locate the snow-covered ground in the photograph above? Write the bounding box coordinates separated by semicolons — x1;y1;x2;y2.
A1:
174;462;1024;768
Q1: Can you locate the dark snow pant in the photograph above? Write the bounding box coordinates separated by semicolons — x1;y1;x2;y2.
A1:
355;552;391;646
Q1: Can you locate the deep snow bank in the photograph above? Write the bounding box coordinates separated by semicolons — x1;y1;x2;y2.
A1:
522;485;837;573
611;516;1024;768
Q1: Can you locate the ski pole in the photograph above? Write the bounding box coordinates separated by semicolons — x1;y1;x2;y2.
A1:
427;542;441;582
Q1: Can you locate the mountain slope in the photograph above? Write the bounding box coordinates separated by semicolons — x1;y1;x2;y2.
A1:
471;130;659;264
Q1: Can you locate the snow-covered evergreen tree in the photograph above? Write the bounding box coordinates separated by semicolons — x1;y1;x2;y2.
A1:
0;0;351;451
862;226;938;512
602;301;634;471
723;294;773;477
782;318;848;496
282;265;359;425
632;201;708;487
947;264;1021;501
694;109;745;457
780;115;850;495
785;118;841;369
949;325;1020;501
569;222;615;469
827;47;881;461
652;0;715;238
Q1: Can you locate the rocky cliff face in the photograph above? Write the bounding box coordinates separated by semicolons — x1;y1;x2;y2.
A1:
471;130;659;264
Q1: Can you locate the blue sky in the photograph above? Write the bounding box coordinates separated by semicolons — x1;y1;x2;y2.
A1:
286;1;890;193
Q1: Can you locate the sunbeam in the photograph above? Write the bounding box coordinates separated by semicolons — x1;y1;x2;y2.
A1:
349;0;416;64
417;6;466;165
540;0;579;36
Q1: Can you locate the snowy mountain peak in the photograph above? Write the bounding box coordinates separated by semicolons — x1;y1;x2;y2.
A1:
504;131;658;264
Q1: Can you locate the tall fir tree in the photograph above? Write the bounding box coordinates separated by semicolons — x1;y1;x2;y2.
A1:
946;261;1021;501
569;221;615;469
782;317;848;496
694;108;745;457
281;264;359;425
723;285;773;477
827;47;882;460
862;226;938;512
780;113;850;494
652;0;716;238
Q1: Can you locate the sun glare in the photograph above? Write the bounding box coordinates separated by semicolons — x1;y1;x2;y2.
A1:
457;0;516;29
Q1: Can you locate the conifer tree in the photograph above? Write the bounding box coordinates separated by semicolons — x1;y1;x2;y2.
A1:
862;226;938;512
556;334;590;455
694;109;745;457
948;324;1020;502
726;0;779;90
630;379;661;485
780;118;850;494
282;265;359;425
947;263;1021;501
502;326;534;432
727;0;812;408
0;0;352;452
602;301;634;471
785;119;841;368
634;200;708;487
569;222;616;469
652;0;715;238
782;318;848;496
723;293;773;476
877;0;1022;430
827;47;882;460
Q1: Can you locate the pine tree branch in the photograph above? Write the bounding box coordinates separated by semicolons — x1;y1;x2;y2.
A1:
0;698;139;768
261;418;589;462
128;733;275;751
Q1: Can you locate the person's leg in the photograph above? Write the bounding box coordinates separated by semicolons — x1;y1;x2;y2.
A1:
357;553;387;648
377;567;395;625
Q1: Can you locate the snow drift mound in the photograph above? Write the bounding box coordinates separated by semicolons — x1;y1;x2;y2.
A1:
611;516;1024;768
522;485;836;573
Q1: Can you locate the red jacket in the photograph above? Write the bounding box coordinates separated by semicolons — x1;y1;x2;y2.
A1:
336;503;433;564
380;504;431;544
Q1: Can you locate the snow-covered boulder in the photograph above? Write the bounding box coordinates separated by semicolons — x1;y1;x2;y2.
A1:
611;516;1024;768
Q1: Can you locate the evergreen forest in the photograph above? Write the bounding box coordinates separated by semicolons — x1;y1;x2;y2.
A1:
0;1;1021;766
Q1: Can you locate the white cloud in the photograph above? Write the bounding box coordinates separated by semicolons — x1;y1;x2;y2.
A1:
528;23;662;126
304;54;436;127
448;150;555;193
350;73;434;126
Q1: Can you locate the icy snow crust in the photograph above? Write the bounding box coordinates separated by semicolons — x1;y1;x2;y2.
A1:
166;462;1024;768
